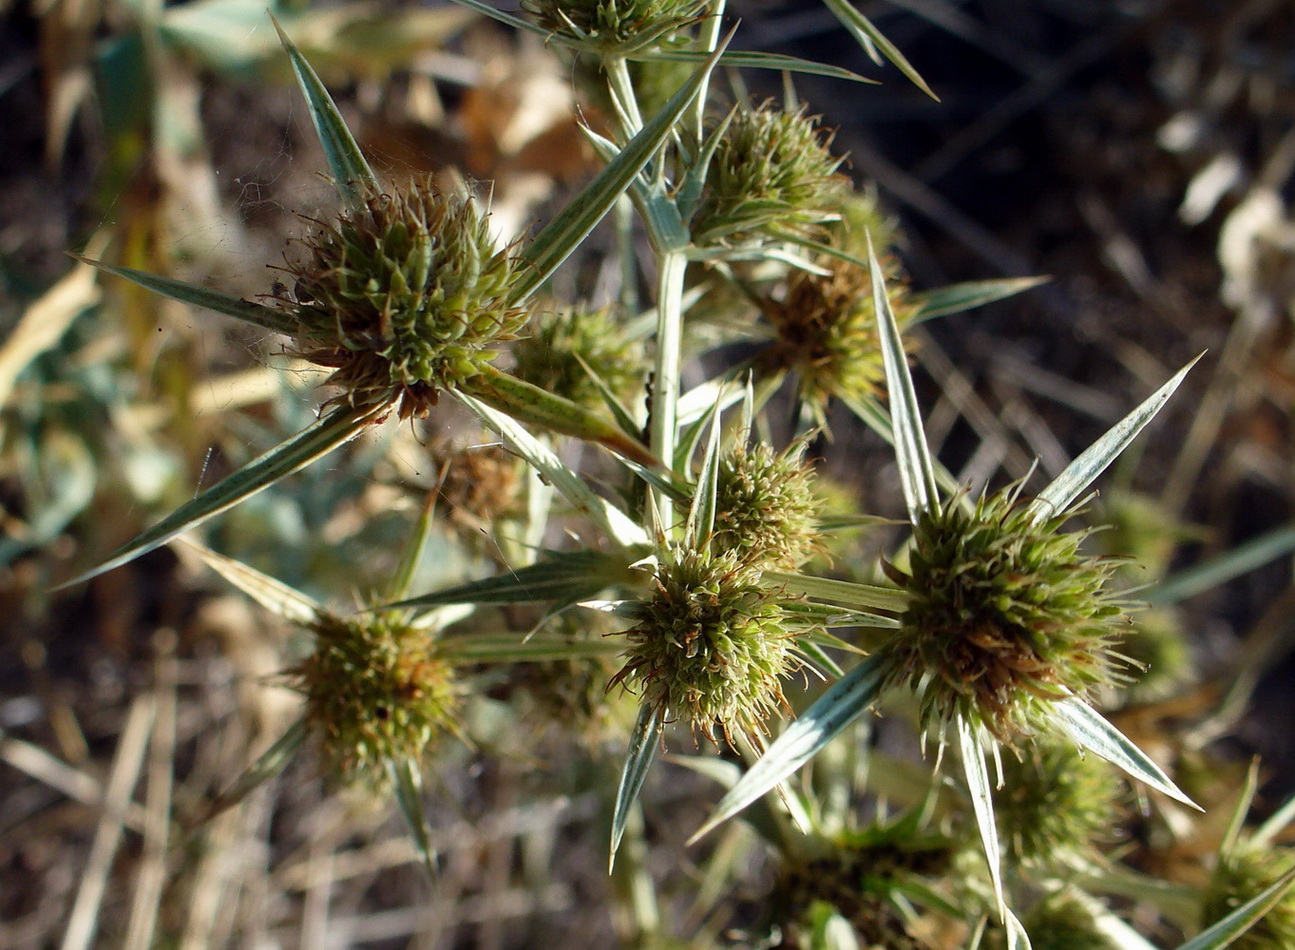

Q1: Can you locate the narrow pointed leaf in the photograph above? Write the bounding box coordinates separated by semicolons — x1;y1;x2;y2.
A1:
445;0;547;36
611;705;661;870
958;718;1006;918
388;757;437;882
683;397;724;551
1176;865;1295;950
1252;791;1295;848
197;719;306;825
1053;698;1200;809
386;550;630;611
271;15;377;205
1148;522;1295;606
1220;760;1260;858
1029;355;1201;523
179;540;321;625
573;351;641;441
387;491;439;605
764;571;908;613
871;237;938;521
61;402;384;588
691;654;885;843
438;633;625;664
76;257;296;334
908;276;1050;323
638;48;876;85
820;0;938;100
456;392;648;549
509;32;731;304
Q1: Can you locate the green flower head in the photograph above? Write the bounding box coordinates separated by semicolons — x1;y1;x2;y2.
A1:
282;179;528;418
610;548;810;745
880;488;1130;743
691;103;846;248
293;612;461;790
710;439;824;571
521;0;707;53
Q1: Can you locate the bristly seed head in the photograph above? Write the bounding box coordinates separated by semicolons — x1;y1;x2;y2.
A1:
879;488;1130;744
691;103;846;248
711;440;824;571
521;0;707;53
293;612;460;790
610;548;810;745
281;179;528;418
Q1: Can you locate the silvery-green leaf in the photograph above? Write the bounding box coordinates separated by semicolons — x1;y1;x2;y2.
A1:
870;237;938;521
819;0;938;100
611;705;661;871
636;47;876;85
764;571;909;613
61;402;385;588
386;550;631;612
75;257;295;335
958;718;1006;918
198;718;306;824
1220;760;1260;858
1028;355;1201;524
1052;698;1199;809
690;654;885;843
1148;522;1295;606
179;539;321;625
509;34;730;305
683;395;724;551
908;276;1049;323
1252;791;1295;848
572;351;641;439
1175;865;1295;950
445;0;547;36
456;392;648;549
437;633;625;664
388;757;437;882
271;15;377;205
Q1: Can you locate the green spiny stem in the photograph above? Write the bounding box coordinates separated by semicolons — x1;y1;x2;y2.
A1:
466;364;658;470
649;248;689;529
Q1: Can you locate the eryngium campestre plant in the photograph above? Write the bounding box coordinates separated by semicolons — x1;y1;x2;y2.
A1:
712;439;824;571
879;489;1129;743
690;103;846;248
293;612;460;789
610;548;808;745
282;179;528;417
994;740;1121;868
520;0;707;53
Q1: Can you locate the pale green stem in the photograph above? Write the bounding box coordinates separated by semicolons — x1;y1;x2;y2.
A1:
604;55;643;135
649;248;689;530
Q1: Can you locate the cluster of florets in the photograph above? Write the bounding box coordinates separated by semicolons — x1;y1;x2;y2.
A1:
521;0;707;53
509;307;643;411
879;489;1129;743
293;613;460;789
281;180;527;417
711;440;824;571
610;548;804;744
690;103;846;247
993;740;1121;867
1202;846;1295;950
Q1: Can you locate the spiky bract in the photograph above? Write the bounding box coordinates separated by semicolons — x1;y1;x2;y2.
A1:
283;180;527;417
711;440;823;571
691;104;845;247
1202;846;1295;950
521;0;707;53
510;308;643;411
294;613;460;789
611;549;804;743
880;490;1128;743
994;740;1121;867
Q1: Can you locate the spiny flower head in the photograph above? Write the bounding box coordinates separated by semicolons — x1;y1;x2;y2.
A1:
281;179;528;417
1202;845;1295;950
711;439;824;571
521;0;707;53
293;612;460;790
610;548;809;745
993;739;1121;868
879;488;1130;743
691;103;846;248
510;307;644;411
